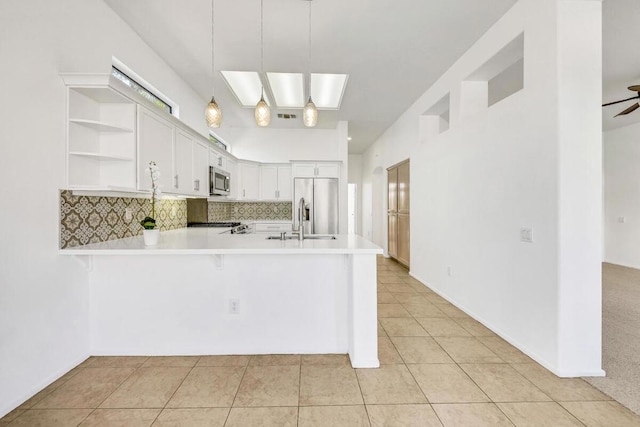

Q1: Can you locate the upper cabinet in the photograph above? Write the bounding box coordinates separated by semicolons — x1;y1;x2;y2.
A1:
62;74;341;201
192;142;209;197
292;162;340;178
174;128;209;197
174;128;194;194
210;150;228;172
237;161;260;200
138;107;211;197
137;105;175;193
65;81;137;191
260;164;292;201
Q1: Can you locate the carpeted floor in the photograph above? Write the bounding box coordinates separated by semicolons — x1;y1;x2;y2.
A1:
584;263;640;415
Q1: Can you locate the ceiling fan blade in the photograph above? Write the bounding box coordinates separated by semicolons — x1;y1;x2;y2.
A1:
615;103;640;117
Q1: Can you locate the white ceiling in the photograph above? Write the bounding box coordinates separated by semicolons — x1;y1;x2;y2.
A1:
602;0;640;132
104;0;633;153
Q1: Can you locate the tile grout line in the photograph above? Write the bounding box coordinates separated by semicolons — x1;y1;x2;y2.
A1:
222;358;250;426
397;269;570;422
149;356;202;425
352;359;371;424
383;263;449;426
78;356;149;425
297;358;301;427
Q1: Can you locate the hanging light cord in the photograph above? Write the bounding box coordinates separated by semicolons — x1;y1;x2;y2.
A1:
211;0;215;97
260;0;264;98
308;0;312;100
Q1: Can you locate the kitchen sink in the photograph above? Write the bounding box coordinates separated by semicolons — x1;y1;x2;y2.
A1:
266;234;336;240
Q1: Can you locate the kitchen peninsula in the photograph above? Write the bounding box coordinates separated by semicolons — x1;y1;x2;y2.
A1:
61;229;382;368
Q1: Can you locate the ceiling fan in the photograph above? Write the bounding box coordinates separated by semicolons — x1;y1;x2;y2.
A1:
603;85;640;117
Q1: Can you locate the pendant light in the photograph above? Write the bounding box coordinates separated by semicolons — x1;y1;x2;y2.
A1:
205;0;222;128
303;0;318;127
255;0;270;127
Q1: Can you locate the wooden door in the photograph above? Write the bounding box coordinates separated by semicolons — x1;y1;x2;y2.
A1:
388;213;398;258
398;161;410;215
397;213;410;267
387;160;410;267
388;168;398;213
387;167;398;258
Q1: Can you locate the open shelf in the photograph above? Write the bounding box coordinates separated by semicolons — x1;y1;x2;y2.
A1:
69;151;133;161
69;118;133;133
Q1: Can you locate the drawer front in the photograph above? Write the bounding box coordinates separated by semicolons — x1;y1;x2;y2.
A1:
254;223;293;233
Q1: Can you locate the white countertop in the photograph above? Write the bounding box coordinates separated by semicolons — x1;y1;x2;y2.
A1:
60;228;382;255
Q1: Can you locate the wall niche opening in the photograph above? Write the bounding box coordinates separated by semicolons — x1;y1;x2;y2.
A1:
467;33;524;108
420;94;450;143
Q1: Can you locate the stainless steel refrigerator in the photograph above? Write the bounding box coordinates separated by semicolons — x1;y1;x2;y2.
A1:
293;178;339;234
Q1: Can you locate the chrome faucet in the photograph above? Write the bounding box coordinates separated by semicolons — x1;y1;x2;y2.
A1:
295;197;306;241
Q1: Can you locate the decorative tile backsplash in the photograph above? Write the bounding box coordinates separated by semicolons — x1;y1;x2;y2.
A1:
60;190;187;249
208;201;292;222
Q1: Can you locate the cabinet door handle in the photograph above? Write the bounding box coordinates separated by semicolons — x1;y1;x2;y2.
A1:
243;189;246;198
174;175;179;189
194;179;199;191
315;167;318;176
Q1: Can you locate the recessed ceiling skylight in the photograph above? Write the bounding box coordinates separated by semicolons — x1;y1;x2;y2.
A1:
266;72;304;108
311;73;349;110
220;71;269;107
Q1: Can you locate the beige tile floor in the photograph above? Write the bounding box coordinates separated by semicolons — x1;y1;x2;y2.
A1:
3;256;640;426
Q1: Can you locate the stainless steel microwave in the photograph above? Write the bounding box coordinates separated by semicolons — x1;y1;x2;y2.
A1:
210;167;230;196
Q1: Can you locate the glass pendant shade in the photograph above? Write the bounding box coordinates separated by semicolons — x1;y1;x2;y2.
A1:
255;95;271;127
205;96;222;128
303;96;318;127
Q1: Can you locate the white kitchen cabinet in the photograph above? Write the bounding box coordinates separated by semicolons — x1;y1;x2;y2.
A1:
237;161;260;200
174;129;194;194
174;128;210;196
260;164;292;200
64;76;137;191
292;162;340;178
137;105;175;192
192;142;209;196
277;166;292;200
210;149;228;171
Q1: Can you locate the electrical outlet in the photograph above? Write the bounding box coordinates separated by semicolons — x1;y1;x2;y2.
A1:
124;208;133;221
520;227;533;243
618;217;626;223
229;299;240;314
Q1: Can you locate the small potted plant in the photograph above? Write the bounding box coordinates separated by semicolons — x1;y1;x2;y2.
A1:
141;161;162;245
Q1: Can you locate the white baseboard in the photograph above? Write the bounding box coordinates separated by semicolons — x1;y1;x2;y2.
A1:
408;271;604;379
1;352;90;419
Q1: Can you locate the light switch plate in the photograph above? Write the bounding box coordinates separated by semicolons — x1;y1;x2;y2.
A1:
520;227;533;243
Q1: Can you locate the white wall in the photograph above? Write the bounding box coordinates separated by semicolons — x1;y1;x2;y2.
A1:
361;0;603;376
216;126;346;163
0;0;210;417
604;122;640;269
216;123;350;234
348;154;363;236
